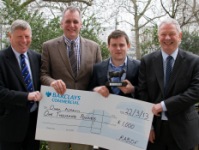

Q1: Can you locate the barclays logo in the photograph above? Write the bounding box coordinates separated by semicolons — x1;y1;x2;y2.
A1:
46;91;52;97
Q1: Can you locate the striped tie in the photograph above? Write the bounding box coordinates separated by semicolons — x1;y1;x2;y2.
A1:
20;54;34;92
20;54;36;111
69;41;77;77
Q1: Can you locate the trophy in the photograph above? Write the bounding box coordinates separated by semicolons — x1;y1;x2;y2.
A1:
106;69;127;87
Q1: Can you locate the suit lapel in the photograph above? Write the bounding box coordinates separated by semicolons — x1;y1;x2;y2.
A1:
57;36;74;77
5;47;27;90
167;50;185;94
78;37;87;78
126;57;134;80
27;50;38;90
153;51;164;95
101;59;109;82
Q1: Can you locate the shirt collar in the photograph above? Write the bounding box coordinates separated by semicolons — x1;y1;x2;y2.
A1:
109;56;127;68
161;49;178;61
63;35;80;46
11;46;28;59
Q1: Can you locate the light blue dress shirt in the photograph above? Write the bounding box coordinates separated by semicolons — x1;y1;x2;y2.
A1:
12;47;33;82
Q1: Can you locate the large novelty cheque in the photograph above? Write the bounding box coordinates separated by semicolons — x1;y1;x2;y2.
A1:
36;85;154;150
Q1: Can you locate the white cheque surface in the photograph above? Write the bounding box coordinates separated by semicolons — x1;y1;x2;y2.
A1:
36;85;154;150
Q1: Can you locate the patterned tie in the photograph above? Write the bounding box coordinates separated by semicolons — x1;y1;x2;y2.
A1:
111;76;121;94
20;54;35;111
165;55;173;94
111;68;122;94
20;54;34;92
69;41;77;77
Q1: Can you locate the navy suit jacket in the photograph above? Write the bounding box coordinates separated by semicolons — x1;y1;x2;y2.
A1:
88;57;140;98
0;46;41;142
138;49;199;150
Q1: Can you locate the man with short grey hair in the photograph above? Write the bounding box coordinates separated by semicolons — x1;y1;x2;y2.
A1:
0;19;42;150
41;6;102;150
138;17;199;150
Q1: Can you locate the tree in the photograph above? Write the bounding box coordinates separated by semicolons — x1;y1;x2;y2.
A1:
140;24;159;56
30;16;62;53
1;0;93;8
160;0;199;27
43;0;93;6
0;0;61;52
138;0;199;56
140;25;199;56
107;0;165;59
81;14;109;59
180;30;199;54
0;0;109;58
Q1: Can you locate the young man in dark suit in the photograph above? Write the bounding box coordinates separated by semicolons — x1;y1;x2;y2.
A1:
0;19;42;150
88;29;140;150
138;18;199;150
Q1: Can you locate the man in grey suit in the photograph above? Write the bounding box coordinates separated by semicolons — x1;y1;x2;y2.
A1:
138;18;199;150
40;6;102;150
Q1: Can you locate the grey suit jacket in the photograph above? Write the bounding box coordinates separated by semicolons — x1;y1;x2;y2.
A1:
88;57;140;98
41;36;102;90
138;49;199;150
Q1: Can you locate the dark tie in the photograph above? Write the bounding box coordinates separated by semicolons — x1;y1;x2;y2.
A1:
20;54;35;111
165;55;173;94
69;41;77;77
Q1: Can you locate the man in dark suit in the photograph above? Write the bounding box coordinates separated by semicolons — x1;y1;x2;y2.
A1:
88;29;140;150
0;20;42;150
138;18;199;150
40;6;102;150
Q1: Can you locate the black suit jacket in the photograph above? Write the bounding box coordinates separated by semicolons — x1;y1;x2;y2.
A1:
0;46;41;142
138;49;199;150
88;57;140;98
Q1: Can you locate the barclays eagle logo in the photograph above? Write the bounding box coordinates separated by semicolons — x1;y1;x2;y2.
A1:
46;91;51;97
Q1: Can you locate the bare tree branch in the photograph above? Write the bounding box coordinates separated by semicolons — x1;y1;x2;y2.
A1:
43;0;92;6
20;0;35;8
160;0;170;17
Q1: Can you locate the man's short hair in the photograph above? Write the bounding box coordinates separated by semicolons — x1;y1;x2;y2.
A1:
10;19;32;37
108;30;130;45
